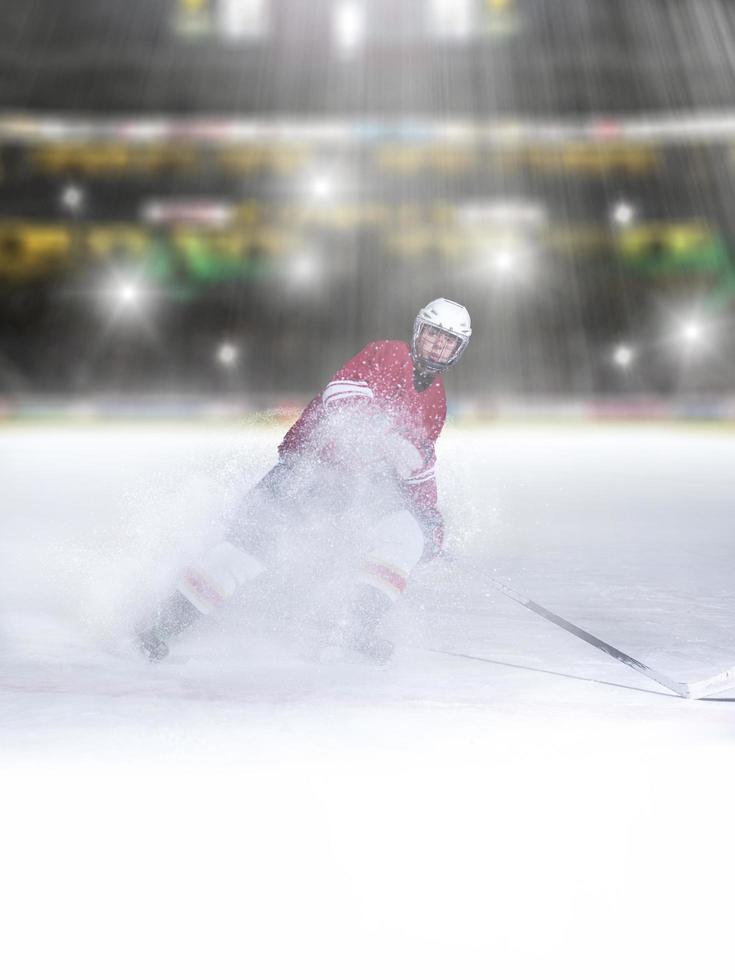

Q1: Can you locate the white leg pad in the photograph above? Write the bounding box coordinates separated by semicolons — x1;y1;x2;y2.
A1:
360;509;425;601
177;541;264;615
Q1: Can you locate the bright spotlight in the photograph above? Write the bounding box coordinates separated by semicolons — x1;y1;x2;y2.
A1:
218;0;270;40
612;201;635;226
310;174;334;200
681;320;703;344
117;281;141;307
492;249;518;275
61;183;84;213
100;271;150;319
216;342;239;366
287;251;321;286
333;2;365;56
613;345;634;368
483;243;533;283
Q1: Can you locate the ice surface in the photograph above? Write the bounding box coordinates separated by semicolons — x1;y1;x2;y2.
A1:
1;423;735;980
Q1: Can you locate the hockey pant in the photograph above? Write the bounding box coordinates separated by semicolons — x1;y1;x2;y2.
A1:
176;461;426;615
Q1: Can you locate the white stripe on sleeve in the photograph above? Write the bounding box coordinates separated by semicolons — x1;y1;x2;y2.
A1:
403;467;435;485
323;380;374;407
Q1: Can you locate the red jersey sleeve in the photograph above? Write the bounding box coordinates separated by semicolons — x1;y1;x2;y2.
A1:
278;343;384;460
321;342;384;413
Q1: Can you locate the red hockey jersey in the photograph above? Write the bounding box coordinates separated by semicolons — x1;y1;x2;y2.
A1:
279;340;446;521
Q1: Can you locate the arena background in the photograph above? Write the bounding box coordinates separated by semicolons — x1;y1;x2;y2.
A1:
2;0;735;419
5;7;735;979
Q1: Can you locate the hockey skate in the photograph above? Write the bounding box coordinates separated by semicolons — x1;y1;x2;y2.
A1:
137;628;169;662
136;591;201;662
316;585;394;666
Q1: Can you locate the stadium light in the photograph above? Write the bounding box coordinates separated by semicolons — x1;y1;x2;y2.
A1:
483;242;534;284
117;281;141;307
611;200;635;226
662;302;716;356
310;174;334;200
216;342;239;366
680;319;704;345
427;0;474;39
666;303;719;358
492;248;519;275
60;183;84;214
99;269;152;322
218;0;270;40
333;2;365;56
613;344;634;368
286;251;322;287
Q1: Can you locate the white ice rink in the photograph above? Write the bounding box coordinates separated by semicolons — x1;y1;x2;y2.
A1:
2;422;735;980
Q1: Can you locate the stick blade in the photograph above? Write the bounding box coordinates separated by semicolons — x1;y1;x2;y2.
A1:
680;664;735;700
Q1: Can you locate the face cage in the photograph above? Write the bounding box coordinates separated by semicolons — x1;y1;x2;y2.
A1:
412;318;469;373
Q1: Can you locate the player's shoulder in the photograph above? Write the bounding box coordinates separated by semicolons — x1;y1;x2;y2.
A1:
362;339;411;362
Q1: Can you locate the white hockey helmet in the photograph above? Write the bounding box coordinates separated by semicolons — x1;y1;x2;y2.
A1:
412;297;472;373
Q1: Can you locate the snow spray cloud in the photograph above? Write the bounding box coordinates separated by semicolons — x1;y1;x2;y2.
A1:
219;407;433;652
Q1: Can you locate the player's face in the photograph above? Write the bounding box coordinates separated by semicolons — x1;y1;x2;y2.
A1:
415;323;461;367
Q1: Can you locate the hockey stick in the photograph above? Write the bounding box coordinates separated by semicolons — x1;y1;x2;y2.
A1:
489;578;735;700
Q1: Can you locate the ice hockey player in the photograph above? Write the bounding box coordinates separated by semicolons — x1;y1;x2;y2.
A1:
138;297;472;664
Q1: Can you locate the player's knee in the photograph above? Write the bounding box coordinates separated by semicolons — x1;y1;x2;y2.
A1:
177;541;264;615
360;509;425;601
370;509;425;567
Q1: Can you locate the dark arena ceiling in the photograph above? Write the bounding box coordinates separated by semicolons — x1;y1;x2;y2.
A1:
3;0;735;115
2;1;735;400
